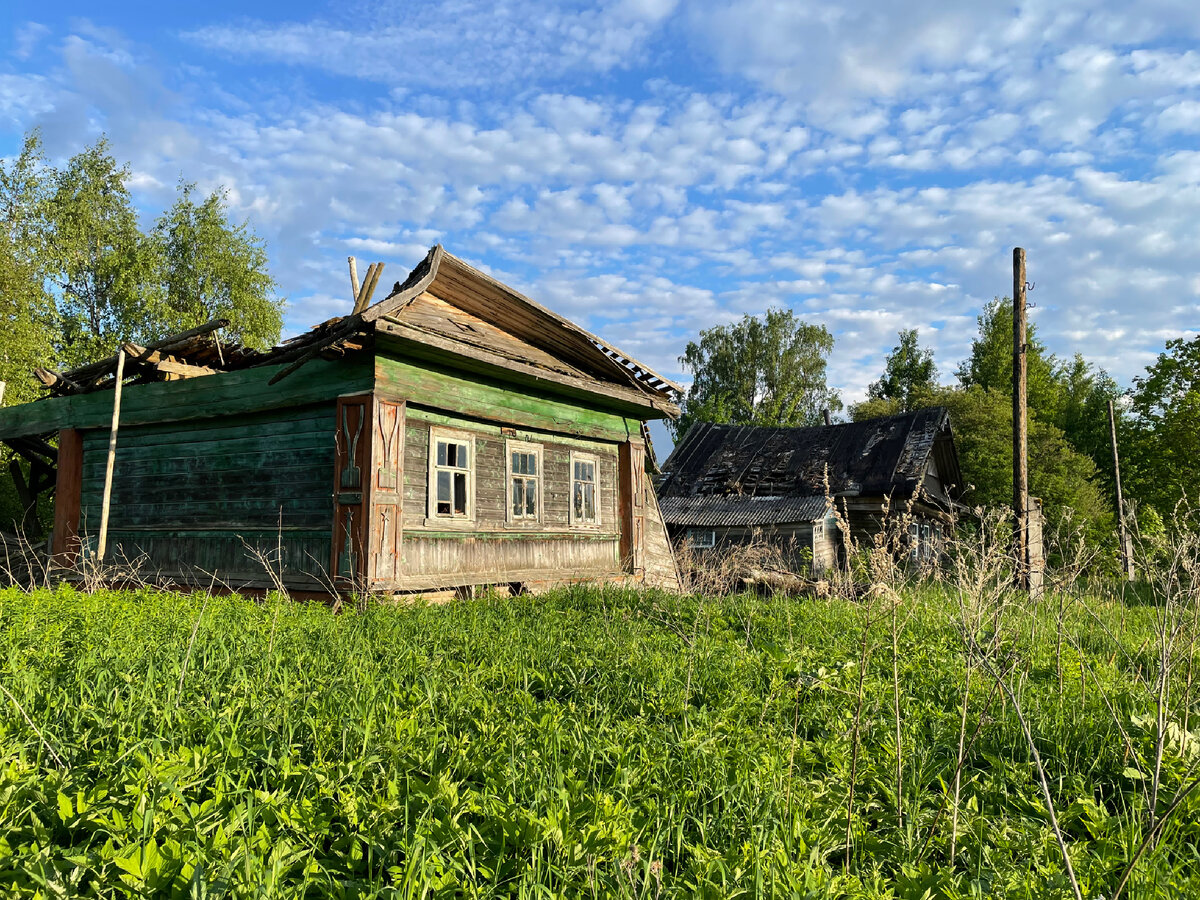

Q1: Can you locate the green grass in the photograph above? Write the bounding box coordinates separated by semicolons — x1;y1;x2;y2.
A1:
0;584;1197;898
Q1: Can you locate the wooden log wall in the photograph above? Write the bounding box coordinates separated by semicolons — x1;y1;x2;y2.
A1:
388;405;622;590
76;404;337;589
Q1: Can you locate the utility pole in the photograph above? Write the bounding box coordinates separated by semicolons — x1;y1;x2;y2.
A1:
1013;248;1029;591
1108;399;1134;581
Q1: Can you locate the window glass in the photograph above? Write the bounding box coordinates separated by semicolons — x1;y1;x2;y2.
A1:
571;457;598;524
432;434;472;518
508;444;541;521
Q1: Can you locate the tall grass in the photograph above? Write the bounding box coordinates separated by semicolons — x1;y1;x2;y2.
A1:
1;575;1199;898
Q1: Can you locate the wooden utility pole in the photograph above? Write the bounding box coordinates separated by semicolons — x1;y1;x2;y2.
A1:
1013;248;1029;591
1108;399;1134;580
96;350;126;561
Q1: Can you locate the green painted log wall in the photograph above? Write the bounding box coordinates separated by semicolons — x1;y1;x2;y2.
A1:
78;404;337;589
0;355;372;440
375;353;640;443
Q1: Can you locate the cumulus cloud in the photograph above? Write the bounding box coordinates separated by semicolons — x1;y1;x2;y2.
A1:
185;0;679;90
3;2;1200;421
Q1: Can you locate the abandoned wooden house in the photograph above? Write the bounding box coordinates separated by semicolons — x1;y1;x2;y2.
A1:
656;408;964;572
0;245;682;595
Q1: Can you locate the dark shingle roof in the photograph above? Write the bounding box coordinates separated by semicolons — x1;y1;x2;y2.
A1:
657;408;961;527
657;494;831;527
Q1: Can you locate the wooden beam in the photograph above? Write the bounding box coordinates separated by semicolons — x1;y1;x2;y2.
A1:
1109;399;1134;581
0;381;5;406
156;358;217;378
52;428;83;567
377;319;679;419
97;350;126;561
34;368;84;393
1013;247;1029;592
121;343;163;365
354;262;384;314
58;318;230;388
348;256;361;309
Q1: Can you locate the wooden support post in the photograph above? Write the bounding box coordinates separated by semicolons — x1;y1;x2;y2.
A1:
0;381;6;406
1109;399;1134;581
1013;247;1029;592
52;428;83;567
96;350;125;561
348;256;360;307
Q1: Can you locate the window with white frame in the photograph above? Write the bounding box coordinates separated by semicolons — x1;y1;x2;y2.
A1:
507;440;542;522
570;453;600;526
688;528;716;548
429;429;473;519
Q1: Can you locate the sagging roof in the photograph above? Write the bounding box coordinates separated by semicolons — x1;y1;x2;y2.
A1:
8;245;679;430
658;494;831;527
658;408;962;526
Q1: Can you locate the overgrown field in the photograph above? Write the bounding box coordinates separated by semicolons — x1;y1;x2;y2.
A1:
1;583;1199;898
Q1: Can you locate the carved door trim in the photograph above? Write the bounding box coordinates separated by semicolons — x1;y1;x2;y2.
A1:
333;395;372;585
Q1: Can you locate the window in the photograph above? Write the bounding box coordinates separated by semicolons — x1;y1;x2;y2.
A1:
429;429;474;519
688;528;716;549
570;452;600;526
506;441;542;523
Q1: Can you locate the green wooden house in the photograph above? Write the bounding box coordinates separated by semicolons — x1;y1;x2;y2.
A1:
0;245;682;595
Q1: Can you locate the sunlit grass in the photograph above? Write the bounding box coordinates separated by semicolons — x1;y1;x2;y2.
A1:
0;583;1196;898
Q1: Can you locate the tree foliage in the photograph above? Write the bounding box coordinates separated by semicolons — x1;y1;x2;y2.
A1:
153;182;282;349
867;328;937;411
956;296;1062;415
0;130;283;377
673;308;840;439
1126;335;1200;516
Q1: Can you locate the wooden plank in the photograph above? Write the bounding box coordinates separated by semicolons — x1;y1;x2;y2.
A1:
333;396;371;582
348;257;361;308
156;359;217;378
79;405;333;448
52;428;83;566
375;354;635;443
377;321;678;419
97;350;126;561
367;397;404;586
0;356;372;440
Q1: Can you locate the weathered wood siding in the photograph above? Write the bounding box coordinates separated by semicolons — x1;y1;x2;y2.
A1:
389;405;622;588
375;353;640;444
642;475;682;591
77;404;337;589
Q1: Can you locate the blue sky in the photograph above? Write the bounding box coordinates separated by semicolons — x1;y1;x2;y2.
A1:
3;1;1200;434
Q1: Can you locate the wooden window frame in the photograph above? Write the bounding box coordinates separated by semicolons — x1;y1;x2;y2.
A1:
687;528;716;549
427;426;476;523
569;451;601;528
505;439;544;524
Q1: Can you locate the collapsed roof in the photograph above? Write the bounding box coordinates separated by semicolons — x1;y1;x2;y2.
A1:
20;245;680;420
657;408;963;526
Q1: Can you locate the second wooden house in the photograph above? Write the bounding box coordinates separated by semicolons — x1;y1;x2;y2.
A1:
656;408;964;572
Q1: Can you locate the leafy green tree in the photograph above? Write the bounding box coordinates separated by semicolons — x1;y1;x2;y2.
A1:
44;137;163;368
0;132;57;406
852;385;1107;532
867;328;937;411
1054;353;1122;499
1126;335;1200;516
3;130;284;372
956;296;1063;418
152;182;282;349
673;307;840;439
